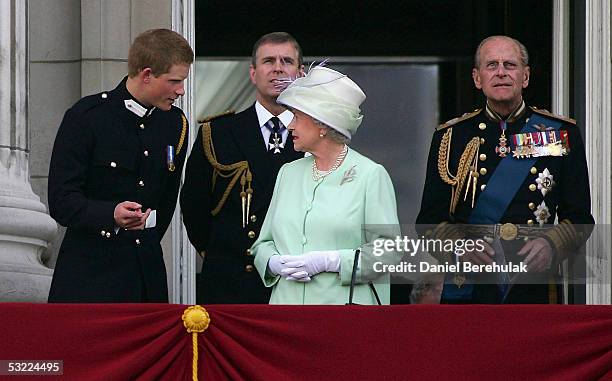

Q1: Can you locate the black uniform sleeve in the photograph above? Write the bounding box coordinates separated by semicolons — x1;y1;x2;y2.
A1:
557;125;594;225
543;124;594;261
156;114;190;238
48;107;117;230
180;125;213;252
416;129;452;225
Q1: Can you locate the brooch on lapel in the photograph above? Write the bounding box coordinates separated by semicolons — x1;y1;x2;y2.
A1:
340;165;357;186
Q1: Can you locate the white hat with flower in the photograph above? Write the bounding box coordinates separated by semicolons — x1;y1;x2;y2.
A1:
276;65;366;139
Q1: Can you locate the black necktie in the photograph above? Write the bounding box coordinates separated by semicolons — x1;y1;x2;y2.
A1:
267;117;285;154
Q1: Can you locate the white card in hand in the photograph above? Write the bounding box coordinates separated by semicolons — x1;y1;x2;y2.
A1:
145;209;157;228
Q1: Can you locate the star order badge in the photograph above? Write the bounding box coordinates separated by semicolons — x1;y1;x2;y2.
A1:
534;201;551;226
496;134;510;157
268;134;285;154
496;121;510;158
536;168;555;196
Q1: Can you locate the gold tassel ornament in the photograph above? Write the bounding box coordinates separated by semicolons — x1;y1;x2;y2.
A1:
182;305;211;381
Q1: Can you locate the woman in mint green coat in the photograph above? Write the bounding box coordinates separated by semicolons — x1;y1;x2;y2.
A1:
252;66;400;305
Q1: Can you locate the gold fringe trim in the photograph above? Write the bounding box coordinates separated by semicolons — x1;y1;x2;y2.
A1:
182;305;211;381
201;122;253;223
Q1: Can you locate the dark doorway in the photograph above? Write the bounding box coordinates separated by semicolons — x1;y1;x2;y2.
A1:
196;0;553;118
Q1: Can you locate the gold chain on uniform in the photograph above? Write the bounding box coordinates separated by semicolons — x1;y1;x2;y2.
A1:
437;128;480;214
202;122;253;228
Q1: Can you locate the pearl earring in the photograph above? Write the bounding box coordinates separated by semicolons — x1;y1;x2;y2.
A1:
319;132;325;138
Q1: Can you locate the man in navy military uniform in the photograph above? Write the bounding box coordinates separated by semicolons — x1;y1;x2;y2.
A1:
417;35;594;303
48;29;193;303
180;32;304;304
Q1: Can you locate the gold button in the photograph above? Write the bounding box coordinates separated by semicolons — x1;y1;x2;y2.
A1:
138;180;145;187
106;232;111;238
529;184;537;191
250;215;257;223
527;219;534;226
479;168;487;176
480;138;485;145
139;123;145;129
530;167;537;175
245;265;254;272
480;184;486;191
110;162;117;168
528;202;536;210
478;122;486;130
135;239;141;245
248;231;256;239
101;230;106;236
479;154;487;161
246;249;252;256
144;150;149;157
101;93;108;99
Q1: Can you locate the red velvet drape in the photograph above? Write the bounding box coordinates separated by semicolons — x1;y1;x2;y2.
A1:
1;304;610;380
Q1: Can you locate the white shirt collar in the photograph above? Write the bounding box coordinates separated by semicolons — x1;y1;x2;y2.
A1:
124;99;155;118
255;101;293;128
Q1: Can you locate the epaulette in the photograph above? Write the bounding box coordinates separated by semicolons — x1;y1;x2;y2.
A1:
529;106;576;125
198;110;235;124
71;91;111;113
436;109;482;131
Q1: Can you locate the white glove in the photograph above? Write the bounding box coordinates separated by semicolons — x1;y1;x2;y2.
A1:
282;250;341;280
267;255;312;282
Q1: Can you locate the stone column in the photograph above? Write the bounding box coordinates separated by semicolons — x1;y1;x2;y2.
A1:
0;0;56;302
585;0;612;304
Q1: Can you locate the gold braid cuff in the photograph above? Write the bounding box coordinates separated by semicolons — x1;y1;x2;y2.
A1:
437;128;480;214
423;222;465;265
542;219;580;262
201;122;253;225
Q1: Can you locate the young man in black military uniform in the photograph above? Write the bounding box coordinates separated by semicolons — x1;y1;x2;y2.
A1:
180;32;304;304
417;36;594;304
48;29;193;303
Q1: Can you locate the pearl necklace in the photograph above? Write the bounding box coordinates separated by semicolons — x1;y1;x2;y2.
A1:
312;145;348;181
